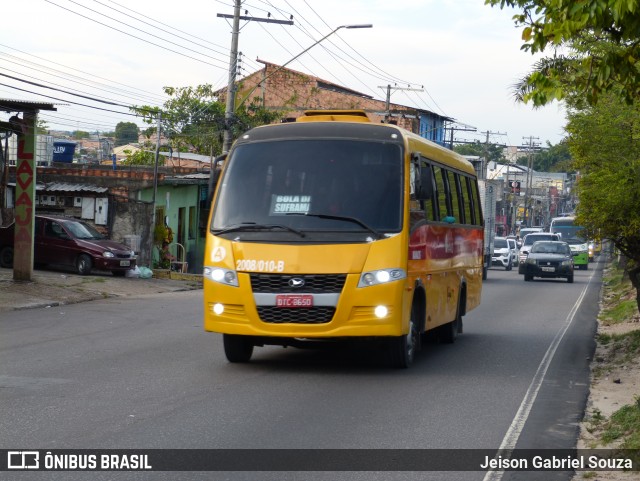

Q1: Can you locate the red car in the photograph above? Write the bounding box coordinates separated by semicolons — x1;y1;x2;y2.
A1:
0;214;136;276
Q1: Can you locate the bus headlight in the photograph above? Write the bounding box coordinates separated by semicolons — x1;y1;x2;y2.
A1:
358;268;406;287
203;267;239;287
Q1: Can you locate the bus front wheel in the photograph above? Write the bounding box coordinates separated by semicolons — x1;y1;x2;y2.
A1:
223;334;254;363
388;317;418;369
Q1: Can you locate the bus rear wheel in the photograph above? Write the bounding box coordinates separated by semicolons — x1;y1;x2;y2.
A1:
223;334;254;363
439;313;459;344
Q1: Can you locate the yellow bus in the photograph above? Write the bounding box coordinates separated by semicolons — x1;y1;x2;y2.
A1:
203;110;484;368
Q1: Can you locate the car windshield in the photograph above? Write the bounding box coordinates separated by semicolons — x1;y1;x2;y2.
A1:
63;220;105;240
494;239;508;248
523;234;556;246
531;242;569;255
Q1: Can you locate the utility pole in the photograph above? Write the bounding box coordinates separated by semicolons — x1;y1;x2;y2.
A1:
479;130;506;179
448;121;478;149
522;135;540;227
219;0;293;153
147;111;162;268
377;84;424;123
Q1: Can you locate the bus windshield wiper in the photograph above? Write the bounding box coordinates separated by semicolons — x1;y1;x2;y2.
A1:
216;222;306;238
289;213;383;239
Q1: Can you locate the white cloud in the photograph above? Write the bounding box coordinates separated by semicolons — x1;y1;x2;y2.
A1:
1;0;566;144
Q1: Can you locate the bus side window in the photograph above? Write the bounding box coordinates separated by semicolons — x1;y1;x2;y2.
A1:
419;160;438;221
420;160;437;221
433;166;448;221
447;170;463;224
461;175;473;225
467;178;482;226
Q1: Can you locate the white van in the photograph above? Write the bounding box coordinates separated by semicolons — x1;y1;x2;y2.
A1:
518;232;561;274
519;227;543;239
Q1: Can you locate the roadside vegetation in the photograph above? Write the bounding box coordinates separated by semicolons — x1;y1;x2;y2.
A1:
582;256;640;452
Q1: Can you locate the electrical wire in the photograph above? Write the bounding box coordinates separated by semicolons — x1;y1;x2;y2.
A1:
44;0;228;70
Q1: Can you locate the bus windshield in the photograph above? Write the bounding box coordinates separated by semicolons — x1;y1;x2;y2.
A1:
550;217;585;240
211;139;404;240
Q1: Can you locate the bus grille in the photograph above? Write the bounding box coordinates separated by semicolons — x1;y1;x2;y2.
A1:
257;306;336;324
249;274;346;293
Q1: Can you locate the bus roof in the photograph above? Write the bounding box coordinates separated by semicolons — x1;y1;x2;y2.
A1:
235;110;475;177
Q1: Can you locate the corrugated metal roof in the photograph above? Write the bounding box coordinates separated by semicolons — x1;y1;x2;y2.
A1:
42;182;109;193
8;182;109;193
0;99;59;112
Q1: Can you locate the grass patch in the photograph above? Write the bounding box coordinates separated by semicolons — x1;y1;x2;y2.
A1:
601;399;640;448
599;298;638;326
598;264;637;325
596;330;640;368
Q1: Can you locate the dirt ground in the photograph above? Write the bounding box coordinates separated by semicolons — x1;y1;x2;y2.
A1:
572;304;640;479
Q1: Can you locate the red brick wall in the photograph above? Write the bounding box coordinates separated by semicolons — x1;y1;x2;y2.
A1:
232;64;418;133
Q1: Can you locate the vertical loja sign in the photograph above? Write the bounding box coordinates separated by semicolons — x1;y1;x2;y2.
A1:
13;112;36;281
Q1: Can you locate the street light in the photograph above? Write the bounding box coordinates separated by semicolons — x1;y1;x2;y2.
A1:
223;23;373;152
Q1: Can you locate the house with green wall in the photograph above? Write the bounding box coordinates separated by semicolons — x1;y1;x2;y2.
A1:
137;173;210;274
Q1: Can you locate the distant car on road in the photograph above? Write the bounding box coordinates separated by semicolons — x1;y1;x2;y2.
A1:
507;237;518;265
519;227;543;240
518;232;561;274
492;236;514;270
521;240;574;283
0;214;136;276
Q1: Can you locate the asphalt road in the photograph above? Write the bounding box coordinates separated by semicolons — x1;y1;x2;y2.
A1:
0;258;603;481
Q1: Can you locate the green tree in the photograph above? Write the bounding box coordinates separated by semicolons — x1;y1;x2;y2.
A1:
532;140;574;172
36;118;49;134
566;92;640;310
488;0;640;312
454;141;506;163
132;84;283;157
114;122;139;146
486;0;640;106
120;147;164;166
73;130;91;139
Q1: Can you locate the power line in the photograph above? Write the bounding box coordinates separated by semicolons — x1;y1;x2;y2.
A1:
44;0;228;70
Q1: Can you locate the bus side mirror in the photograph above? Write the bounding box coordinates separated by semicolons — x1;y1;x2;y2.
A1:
207;153;227;205
411;153;433;200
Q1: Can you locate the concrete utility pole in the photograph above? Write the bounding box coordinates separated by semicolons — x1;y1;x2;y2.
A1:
219;0;293;153
378;84;424;123
479;130;506;179
522;135;540;227
148;111;162;268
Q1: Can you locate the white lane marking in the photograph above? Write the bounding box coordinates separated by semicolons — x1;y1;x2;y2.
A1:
483;269;595;481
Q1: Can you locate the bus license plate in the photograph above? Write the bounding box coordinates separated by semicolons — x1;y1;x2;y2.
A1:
541;266;555;272
276;295;313;308
120;260;131;267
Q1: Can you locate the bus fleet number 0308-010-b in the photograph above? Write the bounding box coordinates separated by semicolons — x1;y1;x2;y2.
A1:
236;259;286;272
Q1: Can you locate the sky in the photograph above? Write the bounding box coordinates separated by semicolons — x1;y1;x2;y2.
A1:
0;0;568;148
